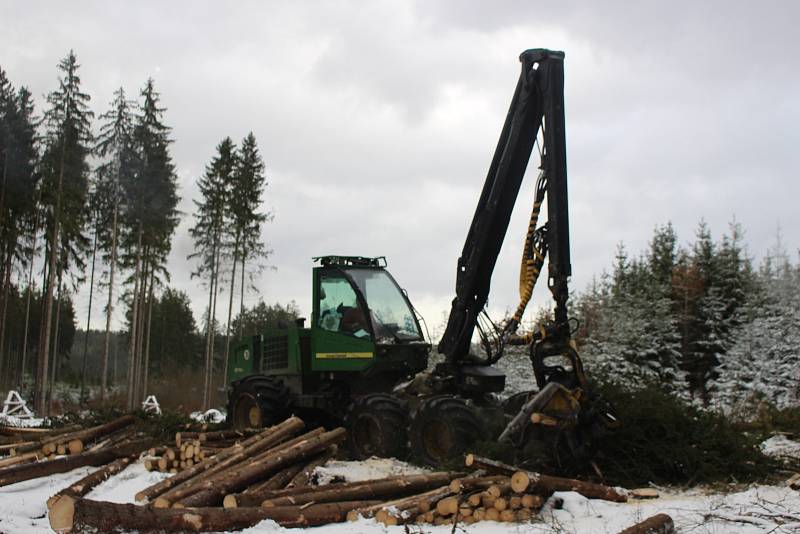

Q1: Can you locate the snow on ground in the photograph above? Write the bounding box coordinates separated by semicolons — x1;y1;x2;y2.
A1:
314;457;429;485
0;414;45;427
1;454;799;533
191;408;227;424
762;434;800;463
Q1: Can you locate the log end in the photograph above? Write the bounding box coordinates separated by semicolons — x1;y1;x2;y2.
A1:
152;497;171;509
510;471;530;493
67;439;84;455
465;453;475;467
222;494;238;509
48;494;76;533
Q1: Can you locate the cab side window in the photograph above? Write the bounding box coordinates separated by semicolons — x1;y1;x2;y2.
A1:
318;275;371;339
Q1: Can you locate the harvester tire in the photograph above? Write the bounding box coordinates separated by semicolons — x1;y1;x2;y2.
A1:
410;395;486;466
345;393;409;460
227;376;290;430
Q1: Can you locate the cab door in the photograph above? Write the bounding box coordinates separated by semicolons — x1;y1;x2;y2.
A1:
311;269;376;372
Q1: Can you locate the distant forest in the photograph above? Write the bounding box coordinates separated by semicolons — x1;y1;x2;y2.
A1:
575;222;799;410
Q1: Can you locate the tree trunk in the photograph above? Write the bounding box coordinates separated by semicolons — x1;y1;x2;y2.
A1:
20;208;39;389
260;472;456;509
201;238;217;411
206;243;222;408
79;221;99;404
346;485;452;521
239;463;305;497
222;239;238;389
135;417;304;503
133;256;149;403
464;453;516;476
48;270;64;414
286;444;337;488
126;225;143;411
238;253;246;338
0;247;13;389
0;438;153;487
175;428;345;508
101;199;118;400
50;497;379;533
617;513;675;534
36;141;66;414
142;268;155;401
510;469;627;502
47;456;134;507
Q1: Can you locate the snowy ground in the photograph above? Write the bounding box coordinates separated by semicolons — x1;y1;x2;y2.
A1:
2;453;799;534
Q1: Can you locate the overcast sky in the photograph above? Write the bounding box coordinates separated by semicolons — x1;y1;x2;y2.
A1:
2;1;799;336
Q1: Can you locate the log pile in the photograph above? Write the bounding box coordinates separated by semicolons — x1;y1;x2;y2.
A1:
348;453;629;527
30;416;639;533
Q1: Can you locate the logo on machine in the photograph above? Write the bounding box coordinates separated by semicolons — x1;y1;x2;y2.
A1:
243;349;250;361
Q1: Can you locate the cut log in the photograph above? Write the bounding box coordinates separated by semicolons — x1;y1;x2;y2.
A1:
0;439;153;487
49;496;380;533
0;450;42;468
246;462;304;493
227;464;305;507
198;429;258;443
135;417;304;503
521;493;543;509
175;428;347;508
347;485;452;521
630;488;660;499
155;427;325;508
286;445;337;487
449;475;509;493
464;454;516;476
262;472;456;508
38;415;137;456
435;496;459;516
616;513;675;534
510;470;627;502
47;456;134;507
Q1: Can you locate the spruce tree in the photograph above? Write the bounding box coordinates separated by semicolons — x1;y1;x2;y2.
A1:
190;137;236;410
120;79;178;409
35;51;93;413
94;87;136;400
222;132;269;377
0;74;39;386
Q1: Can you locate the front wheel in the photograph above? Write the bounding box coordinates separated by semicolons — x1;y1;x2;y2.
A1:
227;376;290;429
346;393;409;460
410;395;486;466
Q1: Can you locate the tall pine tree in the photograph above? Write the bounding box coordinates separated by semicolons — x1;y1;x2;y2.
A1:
36;51;93;413
190;137;236;410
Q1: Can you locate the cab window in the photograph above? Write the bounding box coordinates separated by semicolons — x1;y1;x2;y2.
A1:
318;274;371;339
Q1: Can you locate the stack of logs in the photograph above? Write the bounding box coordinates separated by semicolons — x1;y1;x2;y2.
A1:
44;414;672;533
0;415;141;474
0;413;671;533
142;429;257;474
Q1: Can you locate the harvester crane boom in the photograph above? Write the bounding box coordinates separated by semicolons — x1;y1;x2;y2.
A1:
438;49;572;364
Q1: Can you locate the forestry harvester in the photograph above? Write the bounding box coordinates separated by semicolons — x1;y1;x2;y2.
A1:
226;49;614;465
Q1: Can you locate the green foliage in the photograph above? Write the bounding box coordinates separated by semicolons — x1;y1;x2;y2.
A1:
231;300;301;337
590;378;775;486
146;288;202;376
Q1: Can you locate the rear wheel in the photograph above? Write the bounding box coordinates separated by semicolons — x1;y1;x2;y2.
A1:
410;395;485;466
227;376;290;430
346;393;409;460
